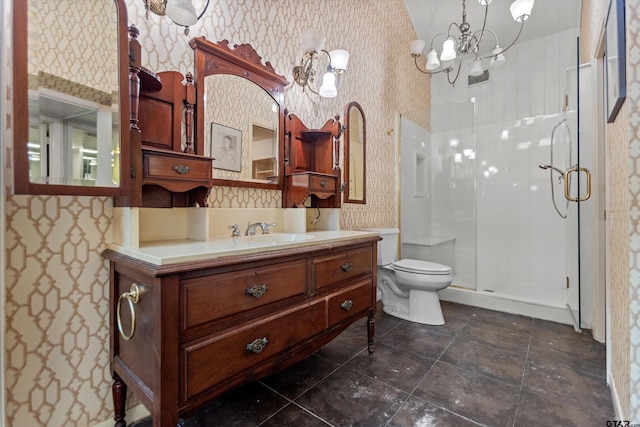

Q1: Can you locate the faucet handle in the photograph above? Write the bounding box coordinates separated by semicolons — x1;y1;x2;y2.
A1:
261;223;277;234
228;224;240;237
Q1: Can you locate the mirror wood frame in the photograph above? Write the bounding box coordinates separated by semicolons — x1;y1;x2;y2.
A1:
190;37;289;190
12;0;130;196
343;101;366;204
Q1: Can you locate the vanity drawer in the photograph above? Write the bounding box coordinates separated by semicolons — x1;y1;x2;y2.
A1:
327;280;374;326
181;301;325;402
312;246;373;289
143;150;211;182
309;174;337;193
181;260;307;331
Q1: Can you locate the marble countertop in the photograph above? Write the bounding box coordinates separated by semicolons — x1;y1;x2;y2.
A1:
107;230;379;266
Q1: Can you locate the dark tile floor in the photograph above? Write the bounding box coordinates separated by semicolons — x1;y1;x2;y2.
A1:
130;301;613;427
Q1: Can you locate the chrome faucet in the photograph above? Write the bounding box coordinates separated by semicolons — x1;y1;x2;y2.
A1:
228;224;241;237
245;222;277;236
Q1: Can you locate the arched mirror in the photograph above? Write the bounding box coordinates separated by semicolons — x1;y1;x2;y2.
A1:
190;38;289;190
344;101;366;203
13;0;129;196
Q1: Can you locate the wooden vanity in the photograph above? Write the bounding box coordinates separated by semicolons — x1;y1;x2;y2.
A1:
104;232;379;427
102;28;378;427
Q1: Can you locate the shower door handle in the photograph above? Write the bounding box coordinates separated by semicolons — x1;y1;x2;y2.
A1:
563;166;591;202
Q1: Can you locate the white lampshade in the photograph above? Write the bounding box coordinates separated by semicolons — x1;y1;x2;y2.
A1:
510;0;534;23
469;58;484;76
301;30;325;53
318;72;337;98
478;0;493;4
426;49;440;70
490;45;506;66
440;38;457;62
410;39;427;56
329;49;350;73
166;0;198;27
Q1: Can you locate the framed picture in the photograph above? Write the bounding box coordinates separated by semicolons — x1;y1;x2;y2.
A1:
210;123;242;172
605;0;626;123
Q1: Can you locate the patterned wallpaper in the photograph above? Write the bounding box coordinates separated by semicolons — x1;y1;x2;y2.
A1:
29;0;118;94
3;0;429;425
624;1;640;419
581;0;638;419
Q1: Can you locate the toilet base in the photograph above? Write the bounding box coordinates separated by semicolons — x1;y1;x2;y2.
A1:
381;289;445;325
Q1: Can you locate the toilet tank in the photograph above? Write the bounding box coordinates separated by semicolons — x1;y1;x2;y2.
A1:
363;228;399;266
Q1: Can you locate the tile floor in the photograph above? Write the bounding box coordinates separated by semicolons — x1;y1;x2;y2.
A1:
130;301;613;426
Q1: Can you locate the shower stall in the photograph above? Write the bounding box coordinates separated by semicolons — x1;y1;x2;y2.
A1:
399;32;594;328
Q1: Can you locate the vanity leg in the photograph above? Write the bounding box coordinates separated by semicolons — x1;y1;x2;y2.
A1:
112;373;127;427
367;312;375;355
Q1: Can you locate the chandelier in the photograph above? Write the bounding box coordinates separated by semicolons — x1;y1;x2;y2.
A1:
410;0;535;86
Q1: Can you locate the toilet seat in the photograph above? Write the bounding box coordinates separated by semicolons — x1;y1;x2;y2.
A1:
391;259;451;276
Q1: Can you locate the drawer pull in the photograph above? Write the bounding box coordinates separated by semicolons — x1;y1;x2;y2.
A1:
117;283;141;341
341;300;354;311
341;262;353;272
246;284;268;299
320;181;328;187
172;165;190;174
246;337;269;354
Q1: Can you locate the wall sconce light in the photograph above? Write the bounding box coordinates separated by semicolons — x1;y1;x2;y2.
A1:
292;30;350;98
143;0;210;35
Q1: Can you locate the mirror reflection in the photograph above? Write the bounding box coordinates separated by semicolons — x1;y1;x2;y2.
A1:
204;75;279;184
26;0;120;187
344;102;366;203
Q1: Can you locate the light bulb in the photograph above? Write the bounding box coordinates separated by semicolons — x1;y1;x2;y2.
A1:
426;49;440;70
318;72;337;98
440;38;457;62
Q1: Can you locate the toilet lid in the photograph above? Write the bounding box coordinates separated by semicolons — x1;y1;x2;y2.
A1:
392;259;452;275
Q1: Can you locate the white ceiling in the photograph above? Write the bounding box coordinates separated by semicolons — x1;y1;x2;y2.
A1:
403;0;582;57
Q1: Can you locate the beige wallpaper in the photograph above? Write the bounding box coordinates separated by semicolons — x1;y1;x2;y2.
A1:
29;0;118;95
624;1;640;419
3;0;429;425
580;0;638;419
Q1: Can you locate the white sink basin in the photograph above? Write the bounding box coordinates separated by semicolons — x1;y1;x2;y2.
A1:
110;230;377;265
249;233;315;243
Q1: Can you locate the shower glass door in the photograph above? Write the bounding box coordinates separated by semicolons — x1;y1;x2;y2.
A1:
565;41;594;331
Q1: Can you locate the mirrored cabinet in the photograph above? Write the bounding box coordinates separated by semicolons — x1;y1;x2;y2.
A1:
283;113;342;208
190;38;289;191
13;0;130;196
115;26;213;208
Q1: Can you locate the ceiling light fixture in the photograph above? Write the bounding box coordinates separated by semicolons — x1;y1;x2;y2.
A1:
292;30;350;98
143;0;211;36
410;0;534;86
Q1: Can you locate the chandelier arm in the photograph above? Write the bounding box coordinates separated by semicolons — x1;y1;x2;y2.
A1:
472;28;499;47
413;56;454;75
448;22;462;39
473;2;490;52
480;22;524;59
446;61;463;86
429;32;449;50
197;0;212;20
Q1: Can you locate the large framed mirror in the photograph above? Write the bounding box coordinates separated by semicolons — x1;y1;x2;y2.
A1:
190;38;289;190
344;101;366;204
13;0;129;196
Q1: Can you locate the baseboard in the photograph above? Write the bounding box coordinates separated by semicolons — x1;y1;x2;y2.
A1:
93;403;150;427
608;370;624;420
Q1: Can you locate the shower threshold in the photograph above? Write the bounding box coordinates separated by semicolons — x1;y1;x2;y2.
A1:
439;285;574;326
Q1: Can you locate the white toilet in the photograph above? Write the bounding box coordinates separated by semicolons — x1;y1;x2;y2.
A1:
366;228;453;325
